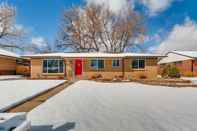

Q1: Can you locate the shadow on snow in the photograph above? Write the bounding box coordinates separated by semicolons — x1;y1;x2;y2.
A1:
31;122;76;131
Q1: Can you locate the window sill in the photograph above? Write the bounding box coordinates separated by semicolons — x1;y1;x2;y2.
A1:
90;68;105;71
132;69;146;71
112;66;121;68
42;73;65;76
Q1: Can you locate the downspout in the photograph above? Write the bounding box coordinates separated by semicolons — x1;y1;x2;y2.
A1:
64;58;66;79
73;59;75;81
122;57;125;79
191;60;194;74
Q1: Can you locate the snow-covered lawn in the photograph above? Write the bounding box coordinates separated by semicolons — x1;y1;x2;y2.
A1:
0;75;23;80
0;80;65;112
182;77;197;84
28;80;197;131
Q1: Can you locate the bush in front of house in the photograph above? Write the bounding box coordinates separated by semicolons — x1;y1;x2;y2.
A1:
91;74;103;80
161;65;170;78
139;75;147;79
185;71;193;77
162;65;180;78
168;66;181;78
113;75;124;82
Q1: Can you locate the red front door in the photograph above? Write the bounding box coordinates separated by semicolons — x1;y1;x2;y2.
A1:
75;59;82;76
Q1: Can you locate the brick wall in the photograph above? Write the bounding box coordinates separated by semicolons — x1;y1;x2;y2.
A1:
159;59;197;77
124;57;158;79
0;57;16;75
30;57;159;80
193;60;197;76
30;59;65;79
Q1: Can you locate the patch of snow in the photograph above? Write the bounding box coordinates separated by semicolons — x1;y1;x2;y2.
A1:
158;52;192;64
28;80;197;131
0;80;65;112
0;75;23;80
24;52;163;58
14;120;31;131
158;51;197;64
182;77;197;84
0;112;30;131
172;51;197;58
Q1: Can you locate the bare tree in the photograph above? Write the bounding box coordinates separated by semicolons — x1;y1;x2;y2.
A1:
57;3;145;53
0;2;52;54
34;40;53;53
0;2;24;50
23;38;53;54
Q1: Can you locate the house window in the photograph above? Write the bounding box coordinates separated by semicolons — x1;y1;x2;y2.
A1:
112;59;120;67
132;59;145;69
43;59;64;73
91;59;104;69
174;61;182;65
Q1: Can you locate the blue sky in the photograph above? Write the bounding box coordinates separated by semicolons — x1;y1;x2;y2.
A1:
7;0;84;42
5;0;197;53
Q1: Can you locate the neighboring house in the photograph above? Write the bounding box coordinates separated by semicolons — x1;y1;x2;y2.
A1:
0;49;20;75
158;51;197;76
24;53;163;80
0;48;30;76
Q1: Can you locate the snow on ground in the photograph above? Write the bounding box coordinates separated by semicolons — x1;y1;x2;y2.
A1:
0;80;65;112
182;77;197;84
28;80;197;131
0;75;23;80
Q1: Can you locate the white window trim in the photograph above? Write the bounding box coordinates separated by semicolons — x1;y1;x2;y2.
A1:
112;59;121;68
131;59;145;69
42;59;65;74
91;58;105;70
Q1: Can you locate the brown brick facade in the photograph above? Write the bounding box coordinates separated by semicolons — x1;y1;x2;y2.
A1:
159;59;197;77
30;57;159;80
30;58;65;79
193;60;197;76
124;57;158;79
0;57;16;75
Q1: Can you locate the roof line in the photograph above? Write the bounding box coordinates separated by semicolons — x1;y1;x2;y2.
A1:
0;54;19;59
169;51;195;59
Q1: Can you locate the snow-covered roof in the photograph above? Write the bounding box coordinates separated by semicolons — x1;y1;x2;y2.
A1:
24;52;164;58
0;48;20;58
158;51;197;64
172;51;197;58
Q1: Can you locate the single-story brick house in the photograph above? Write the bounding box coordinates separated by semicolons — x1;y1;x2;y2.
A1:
158;51;197;76
0;48;30;76
25;53;163;80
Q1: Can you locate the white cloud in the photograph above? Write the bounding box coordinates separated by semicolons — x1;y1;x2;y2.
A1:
141;0;173;16
31;37;47;48
15;24;24;31
147;45;158;52
156;17;197;54
86;0;175;16
86;0;131;13
145;33;162;43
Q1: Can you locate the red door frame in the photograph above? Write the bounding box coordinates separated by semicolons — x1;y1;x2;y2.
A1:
75;59;83;76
